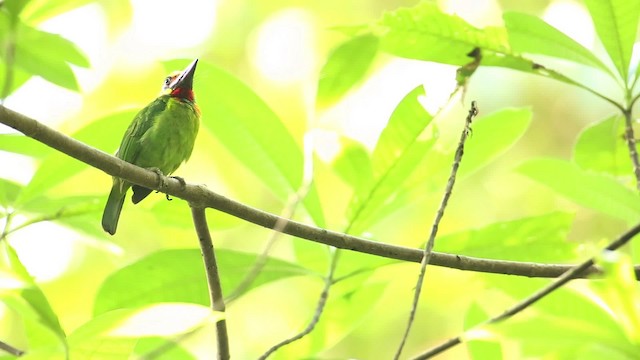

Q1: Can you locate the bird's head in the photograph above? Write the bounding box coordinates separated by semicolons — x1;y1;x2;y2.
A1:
162;58;198;102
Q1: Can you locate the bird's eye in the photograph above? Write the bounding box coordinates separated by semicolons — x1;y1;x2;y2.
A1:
164;76;172;86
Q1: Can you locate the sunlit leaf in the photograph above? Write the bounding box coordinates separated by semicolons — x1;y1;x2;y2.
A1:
317;34;379;107
518;158;640;223
464;303;503;360
134;337;196;360
0;242;67;350
0;178;22;208
70;303;220;359
435;212;576;262
346;85;434;235
504;11;613;77
373;2;509;65
583;0;640;81
573;116;631;176
332;138;373;192
0;134;53;159
164;59;325;227
94;249;311;315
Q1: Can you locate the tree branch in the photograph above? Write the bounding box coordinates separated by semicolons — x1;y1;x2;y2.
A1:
411;221;640;359
190;206;230;360
1;105;638;280
0;339;24;357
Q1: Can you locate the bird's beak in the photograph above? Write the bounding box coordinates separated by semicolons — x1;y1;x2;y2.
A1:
171;59;198;91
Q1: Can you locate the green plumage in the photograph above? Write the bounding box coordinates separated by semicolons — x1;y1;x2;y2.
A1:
102;60;200;235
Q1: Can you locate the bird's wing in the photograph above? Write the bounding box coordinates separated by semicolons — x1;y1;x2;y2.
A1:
117;96;168;163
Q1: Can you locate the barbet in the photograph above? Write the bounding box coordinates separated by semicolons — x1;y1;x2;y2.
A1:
102;59;200;235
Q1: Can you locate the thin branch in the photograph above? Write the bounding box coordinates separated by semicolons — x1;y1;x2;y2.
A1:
258;248;339;360
1;105;640;279
622;107;640;190
190;206;230;360
411;221;640;359
0;339;24;357
395;101;478;359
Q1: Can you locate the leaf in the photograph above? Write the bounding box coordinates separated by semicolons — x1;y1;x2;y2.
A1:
134;337;196;360
346;85;434;235
70;303;220;359
0;242;67;350
316;34;379;107
594;251;640;343
15;110;137;206
583;0;640;81
332;138;373;191
503;11;613;77
12;20;89;91
573;116;631;176
164;59;325;227
5;0;32;18
93;249;310;315
464;303;503;360
0;178;22;208
0;134;53;159
517;158;640;223
435;212;576;262
373;2;510;65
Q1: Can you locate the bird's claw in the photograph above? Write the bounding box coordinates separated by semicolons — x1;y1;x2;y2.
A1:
170;176;187;190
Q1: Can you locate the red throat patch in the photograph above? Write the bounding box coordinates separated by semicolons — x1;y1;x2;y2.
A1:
170;88;195;102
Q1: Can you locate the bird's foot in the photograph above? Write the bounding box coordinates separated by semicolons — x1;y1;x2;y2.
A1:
170;176;187;190
146;167;167;189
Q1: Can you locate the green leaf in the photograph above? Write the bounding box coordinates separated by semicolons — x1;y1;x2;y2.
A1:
94;249;310;315
70;303;220;359
346;85;434;235
373;2;509;65
12;21;89;91
0;61;32;98
0;178;22;208
435;212;576;262
5;0;32;18
332;138;373;191
517;158;640;223
164;59;325;227
134;337;196;360
0;134;53;159
0;242;67;350
504;11;614;77
21;0;93;24
16;110;137;205
464;303;503;360
316;34;379;107
583;0;640;82
594;251;640;343
573;116;630;176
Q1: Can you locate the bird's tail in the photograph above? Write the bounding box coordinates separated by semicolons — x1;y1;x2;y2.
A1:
102;184;126;235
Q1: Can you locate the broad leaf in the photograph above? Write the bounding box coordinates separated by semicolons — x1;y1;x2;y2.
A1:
583;0;640;82
0;134;53;159
164;60;325;227
94;249;310;315
518;158;640;223
573;116;631;176
465;303;503;360
504;11;613;77
317;34;379;107
0;178;22;208
332;138;373;192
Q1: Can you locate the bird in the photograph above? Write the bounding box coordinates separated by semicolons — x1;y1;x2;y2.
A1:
101;59;200;235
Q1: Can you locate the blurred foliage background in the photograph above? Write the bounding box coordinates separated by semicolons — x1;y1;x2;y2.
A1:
1;0;640;359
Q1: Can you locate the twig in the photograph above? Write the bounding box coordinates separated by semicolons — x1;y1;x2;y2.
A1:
394;101;478;359
0;339;24;356
190;206;230;360
1;105;640;279
258;248;339;359
622;108;640;190
411;221;640;359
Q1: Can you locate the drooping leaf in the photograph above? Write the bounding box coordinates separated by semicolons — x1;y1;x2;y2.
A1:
583;0;640;82
372;2;509;65
573;116;631;176
93;249;311;315
317;34;379;107
164;59;325;227
518;158;640;223
504;11;613;77
12;20;89;91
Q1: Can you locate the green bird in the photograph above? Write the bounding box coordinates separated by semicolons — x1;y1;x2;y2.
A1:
102;59;200;235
